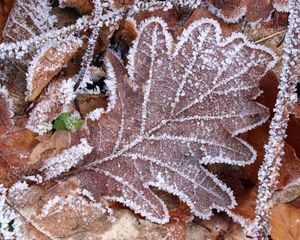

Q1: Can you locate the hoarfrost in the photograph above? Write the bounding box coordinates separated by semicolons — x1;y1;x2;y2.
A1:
77;17;276;224
253;0;300;238
40;138;93;180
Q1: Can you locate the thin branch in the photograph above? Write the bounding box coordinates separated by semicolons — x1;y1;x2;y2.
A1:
253;0;300;239
254;29;287;44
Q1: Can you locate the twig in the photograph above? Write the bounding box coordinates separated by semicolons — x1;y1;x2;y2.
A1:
254;29;287;44
253;0;300;239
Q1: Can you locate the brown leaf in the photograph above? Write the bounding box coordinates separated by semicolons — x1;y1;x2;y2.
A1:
59;0;94;14
0;0;13;43
28;130;71;165
76;93;107;117
286;116;300;159
242;123;300;189
270;204;300;240
26;78;77;135
3;0;56;42
231;189;256;220
204;0;289;23
112;0;135;9
26;38;82;102
294;103;300;119
0;85;13;135
72;17;276;224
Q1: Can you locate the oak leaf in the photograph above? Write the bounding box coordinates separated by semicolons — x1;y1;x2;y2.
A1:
72;17;277;224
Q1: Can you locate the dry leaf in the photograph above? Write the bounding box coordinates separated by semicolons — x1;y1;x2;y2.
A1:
0;0;58;114
0;0;13;43
3;0;57;42
270;203;300;240
26;78;77;135
26;38;82;102
294;103;300;119
72;17;276;224
28;130;71;165
0;85;13;135
204;0;289;23
59;0;94;14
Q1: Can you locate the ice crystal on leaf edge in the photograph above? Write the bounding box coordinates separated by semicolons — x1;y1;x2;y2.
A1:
0;2;282;238
79;17;278;225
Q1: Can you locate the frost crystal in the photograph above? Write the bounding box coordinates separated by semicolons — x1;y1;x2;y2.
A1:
26;78;77;135
253;0;300;239
26;37;82;101
75;18;276;224
40;138;93;180
0;185;23;240
0;85;14;135
3;0;57;42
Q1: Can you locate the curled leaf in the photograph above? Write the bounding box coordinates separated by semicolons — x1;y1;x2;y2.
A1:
26;38;82;102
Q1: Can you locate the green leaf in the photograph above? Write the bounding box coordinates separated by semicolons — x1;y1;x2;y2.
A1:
8;219;14;232
53;112;83;130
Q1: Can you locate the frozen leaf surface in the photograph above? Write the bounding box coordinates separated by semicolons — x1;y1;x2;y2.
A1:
3;0;57;42
0;0;58;114
26;78;77;135
0;85;13;135
204;0;289;23
26;37;82;102
74;18;277;224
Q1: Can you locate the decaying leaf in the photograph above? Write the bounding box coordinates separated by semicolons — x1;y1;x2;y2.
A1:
0;85;13;135
3;0;57;42
0;0;58;114
26;78;77;135
270;203;300;240
26;37;82;102
0;0;13;43
204;0;289;23
28;130;71;165
70;17;277;224
59;0;94;15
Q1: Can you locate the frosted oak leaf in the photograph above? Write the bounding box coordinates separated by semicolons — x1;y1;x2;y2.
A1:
74;17;277;224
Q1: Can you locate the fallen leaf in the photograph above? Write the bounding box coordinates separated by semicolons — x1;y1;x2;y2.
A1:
28;130;71;165
204;0;289;23
26;38;82;102
26;78;77;135
3;0;57;42
294;103;300;118
74;17;276;224
0;0;13;43
0;85;13;135
270;204;300;240
59;0;94;14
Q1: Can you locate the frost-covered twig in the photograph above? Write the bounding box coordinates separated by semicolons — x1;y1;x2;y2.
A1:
0;8;122;60
253;0;300;239
76;0;122;91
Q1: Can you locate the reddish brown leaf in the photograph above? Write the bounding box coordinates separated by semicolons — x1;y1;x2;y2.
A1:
59;0;94;14
294;103;300;119
0;85;13;135
70;17;277;224
26;78;77;135
270;204;300;240
204;0;289;23
26;38;82;102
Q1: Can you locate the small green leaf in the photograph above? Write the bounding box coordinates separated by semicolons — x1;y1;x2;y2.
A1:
8;219;14;232
53;112;83;130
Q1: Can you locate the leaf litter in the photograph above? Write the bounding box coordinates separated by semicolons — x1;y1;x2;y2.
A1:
0;1;299;239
